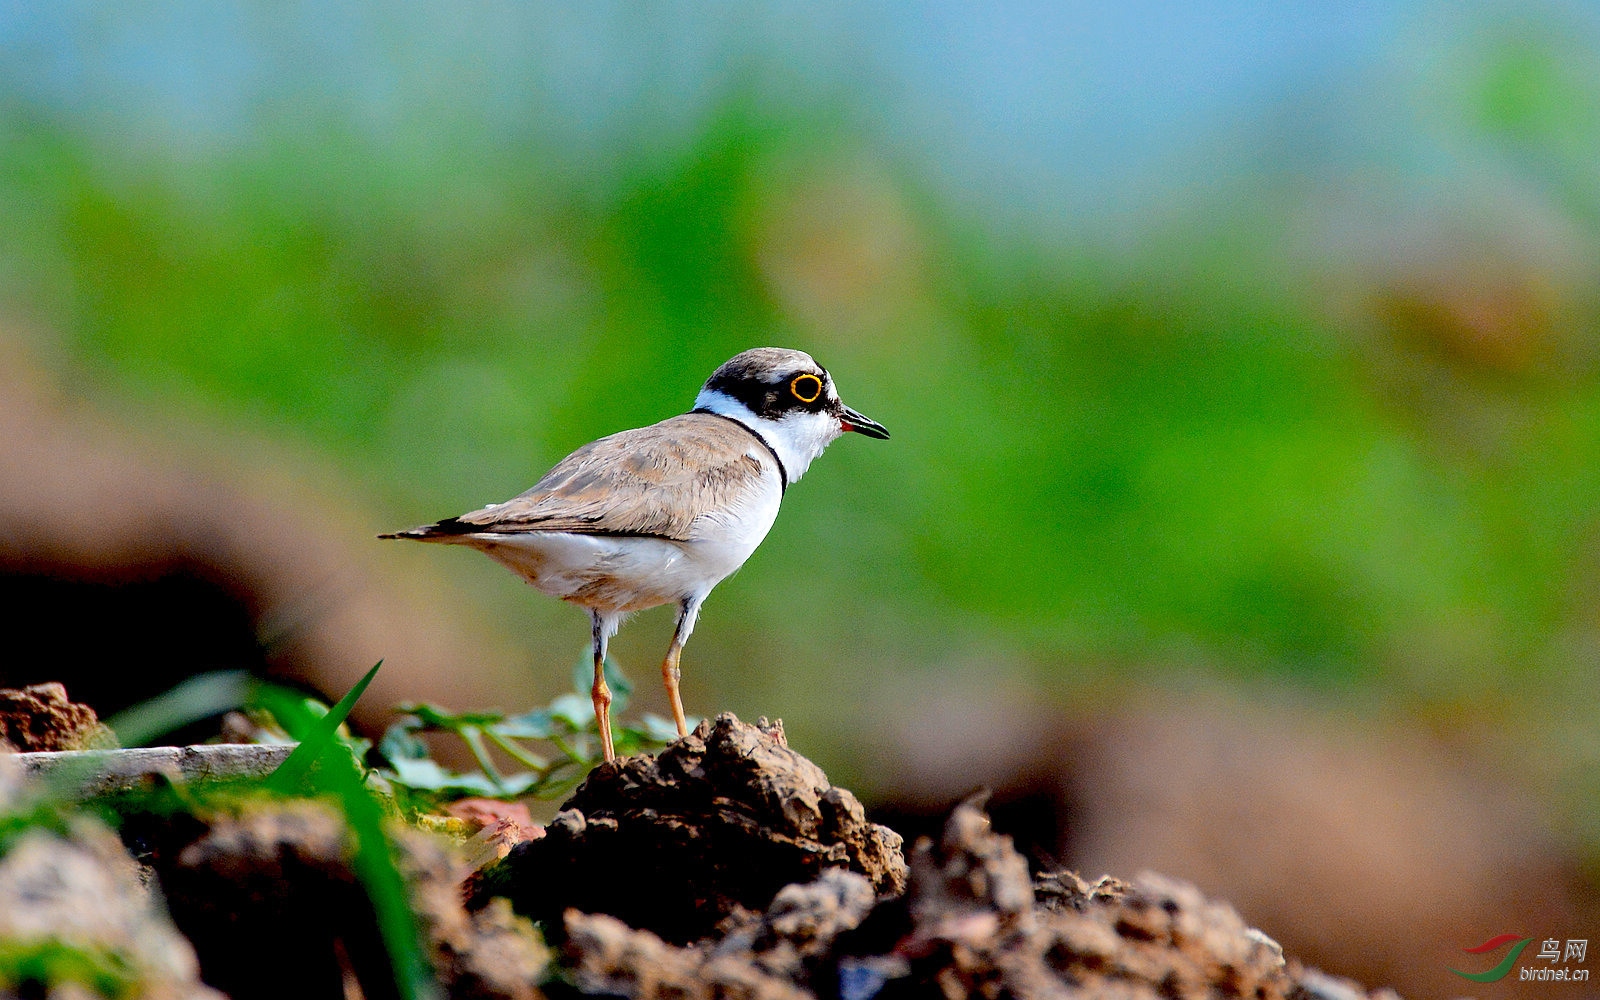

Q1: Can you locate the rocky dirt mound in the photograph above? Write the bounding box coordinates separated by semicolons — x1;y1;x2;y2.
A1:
122;796;548;1000
0;682;116;752
0;754;218;1000
3;711;1402;999
476;714;906;944
559;788;1397;999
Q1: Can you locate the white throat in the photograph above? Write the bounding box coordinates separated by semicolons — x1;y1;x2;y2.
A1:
693;389;843;484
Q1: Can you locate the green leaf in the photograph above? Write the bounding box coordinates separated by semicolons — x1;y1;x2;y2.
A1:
0;939;139;999
267;661;382;793
378;720;430;762
251;664;437;1000
385;757;539;797
492;708;555;740
373;656;677;806
549;693;594;729
641;712;691;743
395;703;507;730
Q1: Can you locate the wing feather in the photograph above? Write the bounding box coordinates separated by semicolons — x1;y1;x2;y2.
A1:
444;413;773;542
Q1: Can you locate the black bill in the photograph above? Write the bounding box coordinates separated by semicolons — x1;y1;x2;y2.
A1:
838;403;890;439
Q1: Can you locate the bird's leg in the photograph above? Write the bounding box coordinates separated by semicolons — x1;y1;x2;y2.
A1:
661;596;704;738
660;642;687;738
590;611;616;762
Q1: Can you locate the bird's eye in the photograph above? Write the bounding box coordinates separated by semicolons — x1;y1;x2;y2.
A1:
790;373;823;403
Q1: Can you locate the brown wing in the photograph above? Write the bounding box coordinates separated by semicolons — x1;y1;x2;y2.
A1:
441;413;773;542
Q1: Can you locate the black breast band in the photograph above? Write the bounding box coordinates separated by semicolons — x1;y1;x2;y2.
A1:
691;408;788;493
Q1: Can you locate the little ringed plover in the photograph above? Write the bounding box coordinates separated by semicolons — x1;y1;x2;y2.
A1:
381;347;889;761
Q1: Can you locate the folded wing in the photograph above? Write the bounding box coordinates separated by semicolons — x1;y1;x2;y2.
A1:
410;413;772;543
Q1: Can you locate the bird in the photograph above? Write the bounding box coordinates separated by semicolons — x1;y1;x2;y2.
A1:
380;347;889;761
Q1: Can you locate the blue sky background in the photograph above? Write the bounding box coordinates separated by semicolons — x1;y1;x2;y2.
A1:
10;1;1592;224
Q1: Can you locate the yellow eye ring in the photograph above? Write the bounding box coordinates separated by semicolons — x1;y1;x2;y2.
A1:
790;373;823;403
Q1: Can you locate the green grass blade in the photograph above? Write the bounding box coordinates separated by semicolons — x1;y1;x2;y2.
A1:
267;661;382;792
254;662;438;999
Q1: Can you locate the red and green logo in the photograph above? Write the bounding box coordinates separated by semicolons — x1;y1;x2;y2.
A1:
1450;934;1534;983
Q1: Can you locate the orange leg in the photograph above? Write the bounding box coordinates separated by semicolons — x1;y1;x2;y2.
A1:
661;639;688;738
661;596;704;739
590;612;616;762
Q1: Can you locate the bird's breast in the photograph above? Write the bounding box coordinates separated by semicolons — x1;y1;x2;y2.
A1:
684;470;782;578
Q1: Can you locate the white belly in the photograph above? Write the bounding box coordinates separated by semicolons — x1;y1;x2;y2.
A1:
459;484;780;613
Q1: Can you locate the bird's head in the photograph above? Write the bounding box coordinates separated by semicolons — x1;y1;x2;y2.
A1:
693;347;889;483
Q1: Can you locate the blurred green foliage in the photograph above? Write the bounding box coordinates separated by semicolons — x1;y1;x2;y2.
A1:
0;666;438;1000
377;655;679;807
0;938;138;1000
1;11;1598;846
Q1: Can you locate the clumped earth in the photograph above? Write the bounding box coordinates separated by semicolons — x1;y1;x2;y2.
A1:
0;752;218;1000
0;694;1401;1000
118;795;548;1000
473;714;906;943
547;718;1397;1000
0;681;116;751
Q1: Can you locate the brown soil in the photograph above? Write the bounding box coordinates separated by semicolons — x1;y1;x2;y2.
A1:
510;714;1398;999
0;753;218;1000
123;797;548;1000
473;714;906;945
558;784;1396;1000
5;711;1403;999
0;682;116;751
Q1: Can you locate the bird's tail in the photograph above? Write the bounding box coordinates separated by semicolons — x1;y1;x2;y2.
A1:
377;518;478;541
